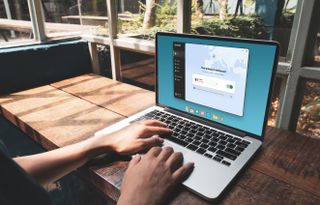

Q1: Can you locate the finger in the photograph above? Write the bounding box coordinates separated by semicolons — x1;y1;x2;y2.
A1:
158;147;174;161
128;154;141;168
146;146;162;157
172;162;195;183
142;120;167;127
166;152;184;172
142;135;164;149
141;126;172;138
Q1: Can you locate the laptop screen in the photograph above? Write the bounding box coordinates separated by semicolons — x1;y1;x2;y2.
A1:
156;33;278;137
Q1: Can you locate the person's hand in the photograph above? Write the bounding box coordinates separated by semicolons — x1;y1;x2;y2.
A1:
117;147;194;205
91;120;172;155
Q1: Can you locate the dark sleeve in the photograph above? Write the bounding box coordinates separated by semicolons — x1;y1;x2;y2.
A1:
0;140;52;205
0;140;9;156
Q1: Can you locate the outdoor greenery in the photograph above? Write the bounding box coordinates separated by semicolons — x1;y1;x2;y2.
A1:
119;1;177;39
191;15;267;39
116;1;267;40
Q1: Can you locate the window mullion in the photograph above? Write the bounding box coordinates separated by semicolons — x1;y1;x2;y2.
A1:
27;0;47;42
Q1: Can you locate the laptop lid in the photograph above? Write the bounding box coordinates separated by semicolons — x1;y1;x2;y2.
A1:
155;32;279;140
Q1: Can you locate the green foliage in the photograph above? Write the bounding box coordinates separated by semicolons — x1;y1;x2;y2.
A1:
191;15;267;39
117;1;267;40
118;0;177;40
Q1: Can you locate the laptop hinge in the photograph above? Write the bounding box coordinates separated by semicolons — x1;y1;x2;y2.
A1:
164;107;247;138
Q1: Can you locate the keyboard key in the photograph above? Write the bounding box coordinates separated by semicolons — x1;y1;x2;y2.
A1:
194;136;201;141
225;148;241;156
185;137;193;143
221;160;231;166
196;148;206;154
216;144;225;150
204;153;213;158
200;143;209;149
227;138;236;143
202;130;208;135
186;144;197;151
192;140;201;146
187;133;194;138
178;135;186;140
211;137;219;142
213;156;222;162
235;146;245;152
236;141;249;148
226;143;236;149
216;150;237;160
220;135;227;140
209;141;217;147
167;136;188;147
208;146;217;153
219;140;228;145
201;138;209;144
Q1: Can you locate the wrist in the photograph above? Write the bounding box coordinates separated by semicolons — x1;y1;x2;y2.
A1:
82;135;114;160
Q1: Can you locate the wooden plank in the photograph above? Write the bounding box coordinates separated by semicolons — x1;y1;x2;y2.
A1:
0;85;124;149
51;74;154;117
251;127;320;197
0;18;94;33
78;157;320;204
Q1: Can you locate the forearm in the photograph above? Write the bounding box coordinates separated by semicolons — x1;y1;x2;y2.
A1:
14;136;112;185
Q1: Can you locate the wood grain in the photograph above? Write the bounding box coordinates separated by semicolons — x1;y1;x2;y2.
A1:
251;127;320;196
0;85;123;149
51;74;155;117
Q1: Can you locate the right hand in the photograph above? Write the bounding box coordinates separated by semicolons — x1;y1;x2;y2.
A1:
117;147;194;205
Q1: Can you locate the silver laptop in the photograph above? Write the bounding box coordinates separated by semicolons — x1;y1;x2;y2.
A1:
95;32;279;200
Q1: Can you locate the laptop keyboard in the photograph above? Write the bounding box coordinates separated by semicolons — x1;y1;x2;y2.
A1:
131;110;251;166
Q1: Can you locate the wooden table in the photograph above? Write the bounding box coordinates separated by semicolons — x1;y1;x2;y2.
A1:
0;74;319;204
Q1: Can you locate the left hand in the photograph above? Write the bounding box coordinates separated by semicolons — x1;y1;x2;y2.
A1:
91;120;172;155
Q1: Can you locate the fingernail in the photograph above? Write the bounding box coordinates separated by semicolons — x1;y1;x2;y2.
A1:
133;154;140;158
159;137;164;143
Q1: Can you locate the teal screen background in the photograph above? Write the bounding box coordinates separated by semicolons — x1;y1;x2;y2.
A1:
157;34;277;137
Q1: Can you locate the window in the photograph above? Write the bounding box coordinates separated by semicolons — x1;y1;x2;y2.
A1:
189;0;297;59
311;20;320;66
0;0;34;47
41;0;109;38
118;0;177;39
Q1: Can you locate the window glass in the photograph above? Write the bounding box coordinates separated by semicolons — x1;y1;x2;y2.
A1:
189;0;297;58
311;21;320;66
0;0;33;47
41;0;108;38
118;0;177;40
296;80;320;138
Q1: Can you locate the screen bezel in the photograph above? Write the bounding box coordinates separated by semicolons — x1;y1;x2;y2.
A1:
155;32;279;140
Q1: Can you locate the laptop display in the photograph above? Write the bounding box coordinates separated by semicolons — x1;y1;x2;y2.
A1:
156;33;278;137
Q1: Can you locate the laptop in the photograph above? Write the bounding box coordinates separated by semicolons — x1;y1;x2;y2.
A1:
95;32;279;200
